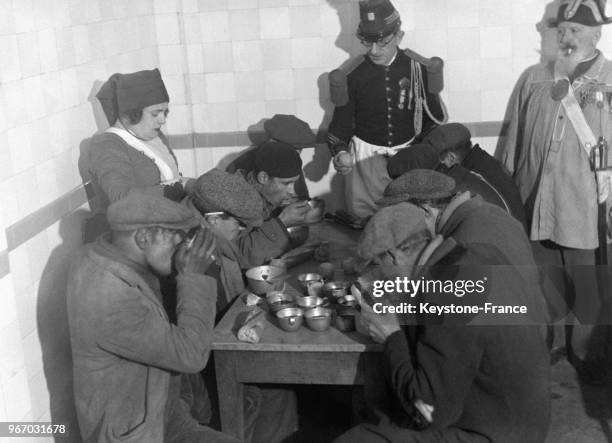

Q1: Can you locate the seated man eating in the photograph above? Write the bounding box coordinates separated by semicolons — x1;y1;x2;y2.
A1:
336;203;550;442
66;190;238;443
235;141;312;266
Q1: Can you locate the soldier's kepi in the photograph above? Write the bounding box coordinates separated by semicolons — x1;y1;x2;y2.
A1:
327;0;448;218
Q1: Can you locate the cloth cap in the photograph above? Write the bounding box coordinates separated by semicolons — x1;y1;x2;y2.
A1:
378;169;456;206
107;190;199;232
264;114;317;148
358;203;431;260
357;0;401;42
553;0;611;26
192;169;264;228
254;140;303;179
96;68;169;125
422;123;472;154
387;144;439;179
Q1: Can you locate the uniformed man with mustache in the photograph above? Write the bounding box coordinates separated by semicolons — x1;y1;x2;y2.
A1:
497;0;612;385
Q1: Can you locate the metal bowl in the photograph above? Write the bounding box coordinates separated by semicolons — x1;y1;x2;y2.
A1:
337;294;358;307
296;295;324;309
270;300;297;313
245;265;287;295
266;291;296;313
304;307;332;332
297;273;323;289
317;262;336;280
287;225;310;248
276;307;304;332
322;281;349;301
304;198;325;224
334;306;357;332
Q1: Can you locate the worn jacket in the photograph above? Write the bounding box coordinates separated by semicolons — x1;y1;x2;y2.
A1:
460;144;528;229
496;52;612;249
66;236;217;443
444;164;513;218
89;132;184;207
233;170;293;266
358;239;550;443
436;193;552;321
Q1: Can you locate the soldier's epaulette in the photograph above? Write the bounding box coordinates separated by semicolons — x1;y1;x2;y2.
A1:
403;48;443;73
338;54;366;76
329;55;366;106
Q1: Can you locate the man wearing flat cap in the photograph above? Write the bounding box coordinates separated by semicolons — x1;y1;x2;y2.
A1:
327;0;448;218
233;140;313;266
335;203;550;443
379;170;554;322
184;169;299;443
185;169;263;309
497;0;612;381
66;191;238;443
228;114;316;200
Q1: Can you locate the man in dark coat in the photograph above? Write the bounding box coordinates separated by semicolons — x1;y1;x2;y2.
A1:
422;123;528;229
386;143;524;225
335;203;550;442
379;170;558;322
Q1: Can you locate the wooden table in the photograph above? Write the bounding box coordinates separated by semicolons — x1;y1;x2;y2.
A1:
211;222;384;440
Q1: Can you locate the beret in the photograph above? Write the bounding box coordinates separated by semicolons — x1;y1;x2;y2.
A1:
422;123;471;154
255;140;303;179
378;169;456;206
264;114;316;148
192;169;264;228
358;203;431;260
107;190;199;232
96;68;169;125
387;144;439;179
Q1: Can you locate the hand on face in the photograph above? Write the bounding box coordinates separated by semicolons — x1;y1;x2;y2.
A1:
352;285;401;344
174;227;217;275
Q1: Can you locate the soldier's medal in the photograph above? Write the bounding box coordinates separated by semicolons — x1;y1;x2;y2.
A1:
551;78;570;101
398;77;409;110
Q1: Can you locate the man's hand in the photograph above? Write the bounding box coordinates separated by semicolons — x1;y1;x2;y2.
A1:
175;227;217;275
278;201;311;227
352;286;401;343
333;151;354;175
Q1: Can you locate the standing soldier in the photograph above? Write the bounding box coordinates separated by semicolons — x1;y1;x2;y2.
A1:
327;0;448;218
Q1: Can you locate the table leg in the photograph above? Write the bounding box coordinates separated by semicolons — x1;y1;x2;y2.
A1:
215;352;245;441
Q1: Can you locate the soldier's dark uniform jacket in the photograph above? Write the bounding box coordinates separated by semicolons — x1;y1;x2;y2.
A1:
328;50;447;156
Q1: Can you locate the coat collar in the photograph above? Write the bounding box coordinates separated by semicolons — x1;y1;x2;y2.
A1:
435;191;474;235
87;234;164;307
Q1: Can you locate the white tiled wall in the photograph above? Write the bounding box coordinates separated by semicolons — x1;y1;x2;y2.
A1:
4;0;612;437
0;0;165;435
